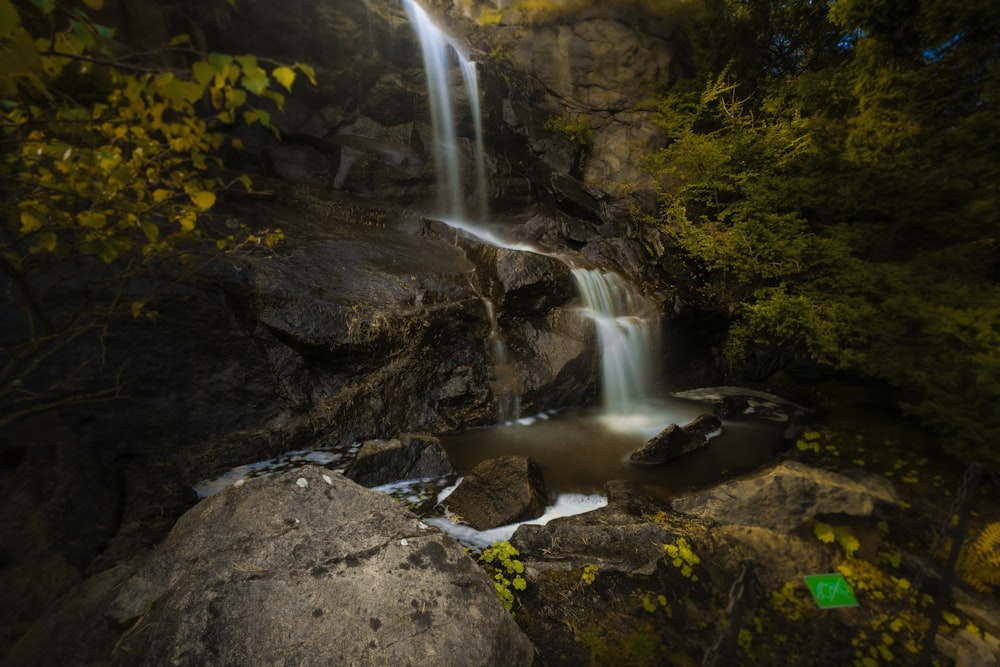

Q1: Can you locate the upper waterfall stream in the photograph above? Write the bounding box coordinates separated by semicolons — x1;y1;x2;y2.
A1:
402;0;488;223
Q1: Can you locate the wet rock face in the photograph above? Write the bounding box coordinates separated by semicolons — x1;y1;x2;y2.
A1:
235;192;595;438
5;467;534;667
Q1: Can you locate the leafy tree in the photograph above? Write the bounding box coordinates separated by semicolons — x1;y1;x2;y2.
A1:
0;0;314;425
646;0;1000;468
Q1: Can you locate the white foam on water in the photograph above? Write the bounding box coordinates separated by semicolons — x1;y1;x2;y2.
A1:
425;489;609;551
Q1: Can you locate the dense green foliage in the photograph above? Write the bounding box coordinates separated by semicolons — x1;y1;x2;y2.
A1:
643;0;1000;468
0;0;310;424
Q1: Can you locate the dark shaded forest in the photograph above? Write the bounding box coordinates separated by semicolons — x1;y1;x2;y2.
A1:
635;0;999;471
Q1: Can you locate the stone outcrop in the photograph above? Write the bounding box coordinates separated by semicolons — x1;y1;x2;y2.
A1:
346;433;453;487
444;456;548;530
5;466;534;667
240;191;595;433
670;460;900;532
512;480;696;576
629;414;722;465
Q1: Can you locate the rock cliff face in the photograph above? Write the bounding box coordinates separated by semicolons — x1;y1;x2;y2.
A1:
2;0;697;654
101;0;687;282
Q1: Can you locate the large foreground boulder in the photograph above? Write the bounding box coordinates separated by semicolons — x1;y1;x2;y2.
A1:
6;466;533;667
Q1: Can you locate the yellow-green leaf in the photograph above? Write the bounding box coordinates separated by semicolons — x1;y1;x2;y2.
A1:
190;191;215;211
34;231;57;252
813;522;836;544
97;241;117;263
131;300;144;318
240;69;268;95
295;62;317;85
0;0;20;37
192;60;214;87
19;210;43;233
141;220;159;242
152;189;172;203
262;89;285;112
78;210;107;229
272;66;296;92
162;78;203;105
235;54;259;71
208;52;233;73
242;108;270;127
82;0;103;9
30;0;54;15
178;211;197;231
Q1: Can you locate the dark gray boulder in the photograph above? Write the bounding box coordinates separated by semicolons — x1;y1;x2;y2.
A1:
346;433;453;487
5;466;533;667
444;456;548;530
628;414;722;465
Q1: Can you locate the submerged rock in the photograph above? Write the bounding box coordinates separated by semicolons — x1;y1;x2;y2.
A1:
628;414;722;465
346;433;453;487
671;460;899;533
712;395;751;419
5;466;533;667
444;456;548;530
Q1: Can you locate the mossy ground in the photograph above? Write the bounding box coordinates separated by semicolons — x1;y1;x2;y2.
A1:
493;379;1000;666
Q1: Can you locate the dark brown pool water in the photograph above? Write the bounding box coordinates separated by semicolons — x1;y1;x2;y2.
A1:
439;394;791;504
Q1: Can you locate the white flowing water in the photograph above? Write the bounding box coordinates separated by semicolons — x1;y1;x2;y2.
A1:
402;0;488;223
571;268;659;419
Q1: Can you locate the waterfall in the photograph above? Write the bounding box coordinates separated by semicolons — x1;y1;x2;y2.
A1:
401;0;488;223
403;1;661;422
571;268;659;417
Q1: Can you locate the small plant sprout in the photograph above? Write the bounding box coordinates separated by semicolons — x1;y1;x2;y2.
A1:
479;541;527;613
664;537;700;581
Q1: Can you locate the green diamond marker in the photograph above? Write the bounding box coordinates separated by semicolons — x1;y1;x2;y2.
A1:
804;573;859;609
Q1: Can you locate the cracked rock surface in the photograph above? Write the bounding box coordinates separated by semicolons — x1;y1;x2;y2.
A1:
5;466;533;666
